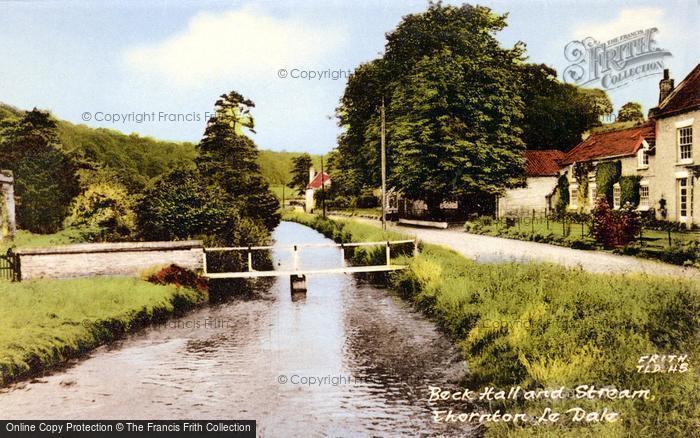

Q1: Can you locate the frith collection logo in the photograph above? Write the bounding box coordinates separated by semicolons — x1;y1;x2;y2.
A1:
563;28;672;90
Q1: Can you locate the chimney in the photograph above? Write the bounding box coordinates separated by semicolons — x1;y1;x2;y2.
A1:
658;69;674;104
308;166;316;184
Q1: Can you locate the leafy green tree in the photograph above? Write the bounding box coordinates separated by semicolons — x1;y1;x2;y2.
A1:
519;64;613;151
617;102;644;123
137;167;238;242
0;109;79;233
289;153;313;195
196;91;280;231
389;45;526;215
65;181;137;241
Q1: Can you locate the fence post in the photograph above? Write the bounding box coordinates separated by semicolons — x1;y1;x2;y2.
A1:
413;239;419;257
247;246;253;272
667;227;672;247
531;209;535;234
340;244;345;267
386;241;391;266
546;209;549;230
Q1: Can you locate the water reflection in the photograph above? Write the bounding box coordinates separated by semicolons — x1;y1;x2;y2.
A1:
0;222;474;436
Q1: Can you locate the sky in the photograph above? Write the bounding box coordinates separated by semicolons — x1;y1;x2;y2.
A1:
0;0;698;154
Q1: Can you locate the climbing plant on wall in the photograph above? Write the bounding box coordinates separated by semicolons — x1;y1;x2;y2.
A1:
620;175;641;208
595;161;622;206
573;161;593;210
556;174;569;215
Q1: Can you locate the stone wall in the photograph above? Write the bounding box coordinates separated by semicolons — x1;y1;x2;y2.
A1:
16;241;204;280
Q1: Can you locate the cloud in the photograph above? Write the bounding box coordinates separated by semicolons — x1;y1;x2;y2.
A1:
123;7;345;86
573;7;665;42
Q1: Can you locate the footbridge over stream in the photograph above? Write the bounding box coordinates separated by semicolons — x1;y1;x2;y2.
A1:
203;239;417;291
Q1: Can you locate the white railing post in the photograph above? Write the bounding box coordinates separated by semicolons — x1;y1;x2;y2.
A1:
413;239;419;257
386;241;391;266
248;246;253;272
340;244;345;267
202;249;207;275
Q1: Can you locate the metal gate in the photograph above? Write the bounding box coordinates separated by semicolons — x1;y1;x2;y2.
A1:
0;249;19;281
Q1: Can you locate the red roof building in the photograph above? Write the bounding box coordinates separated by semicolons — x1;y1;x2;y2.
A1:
651;63;700;118
524;150;564;176
306;172;331;190
561;122;655;165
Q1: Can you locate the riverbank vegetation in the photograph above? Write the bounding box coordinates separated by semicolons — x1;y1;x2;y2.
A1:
0;274;207;386
283;211;700;437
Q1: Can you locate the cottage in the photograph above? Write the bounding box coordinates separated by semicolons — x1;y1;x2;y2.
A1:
559;121;655;213
558;64;699;227
304;168;331;213
497;150;564;217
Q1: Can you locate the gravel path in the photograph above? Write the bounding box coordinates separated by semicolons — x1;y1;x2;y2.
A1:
333;216;699;280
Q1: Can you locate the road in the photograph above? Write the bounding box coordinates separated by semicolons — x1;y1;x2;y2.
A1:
334;216;700;279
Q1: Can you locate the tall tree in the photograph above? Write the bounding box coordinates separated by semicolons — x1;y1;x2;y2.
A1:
196;91;280;231
519;64;613;151
0;109;79;233
617;102;644;122
289;153;313;195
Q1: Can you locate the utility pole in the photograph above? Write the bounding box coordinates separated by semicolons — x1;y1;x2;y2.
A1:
321;154;326;218
381;97;387;231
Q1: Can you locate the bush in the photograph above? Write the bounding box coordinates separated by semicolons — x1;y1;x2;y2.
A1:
591;198;641;248
64;182;136;241
619;175;641;208
137;167;238;242
356;188;379;208
145;264;208;292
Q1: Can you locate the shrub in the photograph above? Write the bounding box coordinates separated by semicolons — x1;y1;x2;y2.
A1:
145;264;208;292
137;167;238;241
591;198;641;248
64;182;136;241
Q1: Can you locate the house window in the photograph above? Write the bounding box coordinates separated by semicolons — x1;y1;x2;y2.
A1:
589;182;597;205
569;184;578;209
638;142;650;168
678;178;688;220
678;126;693;162
613;183;621;209
639;184;650;210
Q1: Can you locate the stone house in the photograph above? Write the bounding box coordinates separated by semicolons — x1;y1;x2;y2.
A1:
497;150;564;217
647;65;700;226
558;64;699;227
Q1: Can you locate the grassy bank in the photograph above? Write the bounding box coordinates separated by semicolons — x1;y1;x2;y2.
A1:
0;277;207;386
283;211;700;437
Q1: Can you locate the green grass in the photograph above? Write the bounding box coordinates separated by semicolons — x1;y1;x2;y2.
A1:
285;211;700;437
331;207;383;218
0;277;207;385
0;229;84;252
270;184;302;203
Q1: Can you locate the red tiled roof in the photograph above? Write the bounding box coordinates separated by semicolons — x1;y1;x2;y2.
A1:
561;122;655;165
524;150;564;176
653;63;700;118
306;172;331;189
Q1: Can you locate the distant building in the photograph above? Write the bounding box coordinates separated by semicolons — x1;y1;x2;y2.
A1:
497;150;564;217
304;167;331;213
0;170;16;240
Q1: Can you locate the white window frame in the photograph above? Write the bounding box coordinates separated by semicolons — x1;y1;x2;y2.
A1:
589;182;597;206
637;140;650;169
613;183;621;209
569;184;579;209
678;126;693;164
678;177;689;223
638;182;650;211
